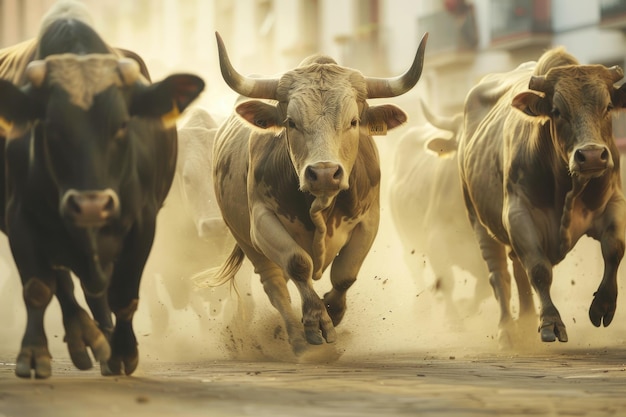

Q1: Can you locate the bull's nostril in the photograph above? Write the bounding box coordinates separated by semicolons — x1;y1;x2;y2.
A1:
601;148;609;161
103;195;115;213
574;149;586;164
333;166;343;180
67;196;82;214
305;166;318;182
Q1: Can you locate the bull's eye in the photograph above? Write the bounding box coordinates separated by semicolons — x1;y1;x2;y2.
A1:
287;119;296;129
551;107;561;118
350;118;358;128
607;103;614;113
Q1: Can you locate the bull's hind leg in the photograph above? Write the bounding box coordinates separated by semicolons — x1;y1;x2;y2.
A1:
468;217;514;347
509;254;538;344
16;275;55;379
55;270;111;370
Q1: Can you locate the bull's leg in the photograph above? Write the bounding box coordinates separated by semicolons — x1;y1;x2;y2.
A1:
249;206;335;353
103;220;156;376
55;270;111;370
15;275;55;379
8;209;57;378
589;198;626;327
506;205;566;343
474;227;514;347
509;255;536;319
324;211;378;326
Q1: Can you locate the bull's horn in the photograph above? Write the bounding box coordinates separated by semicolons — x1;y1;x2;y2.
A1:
118;58;140;85
420;98;463;133
608;65;624;83
25;60;47;88
216;32;279;99
529;75;546;92
365;32;428;99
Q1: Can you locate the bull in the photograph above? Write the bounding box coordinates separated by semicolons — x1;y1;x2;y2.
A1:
389;102;491;320
0;1;204;377
143;107;237;336
209;32;428;355
458;48;626;346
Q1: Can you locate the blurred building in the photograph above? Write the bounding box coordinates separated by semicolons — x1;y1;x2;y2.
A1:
2;0;626;119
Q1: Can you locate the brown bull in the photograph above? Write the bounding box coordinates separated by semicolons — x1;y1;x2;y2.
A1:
210;32;427;355
458;48;626;347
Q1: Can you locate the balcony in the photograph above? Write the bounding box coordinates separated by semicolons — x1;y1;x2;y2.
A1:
489;0;552;51
417;5;478;66
600;0;626;31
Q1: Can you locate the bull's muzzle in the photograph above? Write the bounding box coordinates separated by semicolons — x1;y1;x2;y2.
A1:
304;162;346;195
571;145;611;177
61;189;120;228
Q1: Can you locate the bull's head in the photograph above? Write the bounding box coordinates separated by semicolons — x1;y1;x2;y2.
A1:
512;64;626;179
0;54;205;228
215;32;427;200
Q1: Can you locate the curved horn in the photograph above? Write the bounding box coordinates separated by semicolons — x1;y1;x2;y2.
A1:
420;98;463;133
529;75;547;92
118;58;141;85
608;65;624;83
25;60;47;88
216;32;279;99
365;32;428;99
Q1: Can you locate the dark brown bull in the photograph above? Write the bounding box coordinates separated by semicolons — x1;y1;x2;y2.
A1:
210;32;427;355
0;2;204;378
458;48;626;347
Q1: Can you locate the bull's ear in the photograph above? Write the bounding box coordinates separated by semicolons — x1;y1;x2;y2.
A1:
426;137;457;157
365;104;408;136
0;80;39;137
235;100;282;131
512;90;550;117
130;74;205;127
612;83;626;109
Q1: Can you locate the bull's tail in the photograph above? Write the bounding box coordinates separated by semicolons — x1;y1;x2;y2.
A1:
191;244;245;288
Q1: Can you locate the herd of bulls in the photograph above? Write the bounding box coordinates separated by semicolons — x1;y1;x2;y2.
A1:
1;1;626;379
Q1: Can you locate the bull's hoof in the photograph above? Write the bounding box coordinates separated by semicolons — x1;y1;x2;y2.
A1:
64;310;111;370
15;347;52;379
589;294;616;328
539;322;568;343
101;353;139;376
323;292;346;326
304;328;325;345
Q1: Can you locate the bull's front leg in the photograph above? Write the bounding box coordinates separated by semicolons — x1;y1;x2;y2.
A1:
250;205;336;354
55;269;111;371
324;209;379;327
506;202;566;343
8;212;57;378
15;274;56;379
589;197;626;327
102;220;156;376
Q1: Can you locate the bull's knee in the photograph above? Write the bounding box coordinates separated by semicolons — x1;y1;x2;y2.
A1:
23;278;54;308
114;299;139;321
530;262;552;290
287;252;313;281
